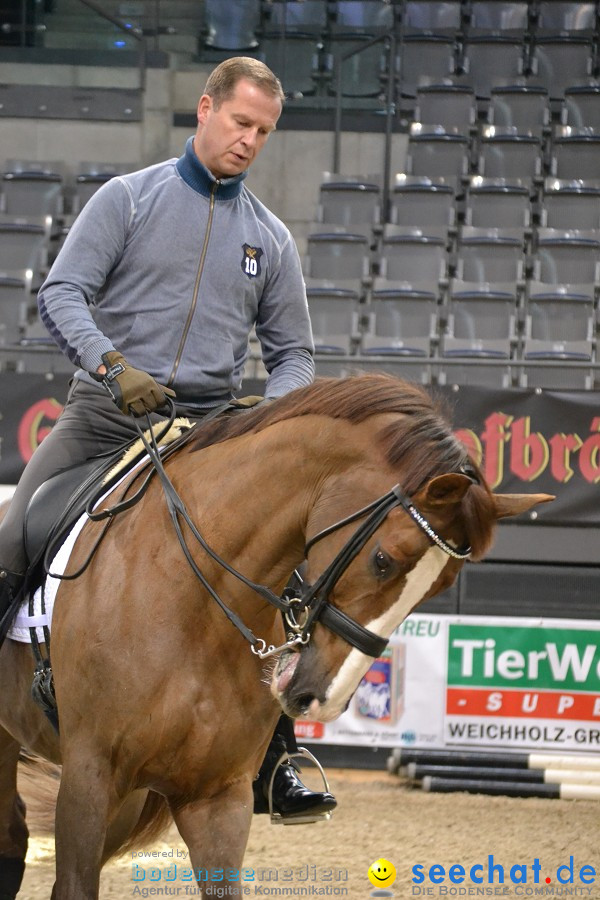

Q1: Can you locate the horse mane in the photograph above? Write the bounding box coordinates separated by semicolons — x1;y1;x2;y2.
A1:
190;374;496;558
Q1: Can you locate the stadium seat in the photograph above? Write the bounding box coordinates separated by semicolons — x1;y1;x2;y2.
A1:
396;35;456;98
261;34;323;97
530;37;594;101
561;84;600;130
261;0;328;35
379;224;448;285
466;2;529;37
455;225;525;283
0;216;51;282
304;230;371;292
521;281;595;389
405;124;470;190
551;126;600;180
304;280;360;355
488;84;550;139
317;176;382;230
477;126;543;184
540;178;600;231
532;228;600;285
465;177;531;232
442;278;518;359
0;269;33;345
402;1;462;36
458;36;525;99
1;160;64;219
203;0;260;49
534;2;597;36
389;175;456;235
414;83;477;135
362;281;439;357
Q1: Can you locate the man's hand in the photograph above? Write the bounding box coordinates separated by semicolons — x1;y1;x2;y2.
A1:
94;351;176;416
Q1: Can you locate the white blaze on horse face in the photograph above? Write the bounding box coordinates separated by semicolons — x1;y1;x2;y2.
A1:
308;545;448;722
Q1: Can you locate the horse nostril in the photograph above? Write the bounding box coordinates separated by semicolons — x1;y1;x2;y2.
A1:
295;693;317;714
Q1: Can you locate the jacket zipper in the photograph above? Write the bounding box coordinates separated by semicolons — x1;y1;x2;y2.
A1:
167;180;219;387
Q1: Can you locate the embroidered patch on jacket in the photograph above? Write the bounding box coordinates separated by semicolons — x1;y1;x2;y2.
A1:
241;244;263;279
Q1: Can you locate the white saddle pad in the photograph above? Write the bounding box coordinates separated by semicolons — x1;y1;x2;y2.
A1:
8;509;89;643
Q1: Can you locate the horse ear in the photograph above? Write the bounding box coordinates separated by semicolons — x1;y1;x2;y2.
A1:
421;473;474;507
493;492;555;519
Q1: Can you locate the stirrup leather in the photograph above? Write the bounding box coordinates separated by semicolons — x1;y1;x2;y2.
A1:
267;746;333;826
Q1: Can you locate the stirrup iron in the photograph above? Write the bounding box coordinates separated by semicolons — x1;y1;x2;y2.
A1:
267;746;333;826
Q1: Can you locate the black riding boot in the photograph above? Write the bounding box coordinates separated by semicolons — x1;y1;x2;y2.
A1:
0;856;26;900
253;715;337;819
0;568;24;645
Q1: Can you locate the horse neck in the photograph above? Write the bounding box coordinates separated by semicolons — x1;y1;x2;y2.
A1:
174;414;383;590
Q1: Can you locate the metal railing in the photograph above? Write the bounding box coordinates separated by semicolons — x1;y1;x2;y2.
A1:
332;32;397;221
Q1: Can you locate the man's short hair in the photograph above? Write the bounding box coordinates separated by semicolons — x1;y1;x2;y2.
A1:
204;57;285;108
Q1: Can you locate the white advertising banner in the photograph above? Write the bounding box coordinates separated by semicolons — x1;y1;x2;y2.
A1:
295;614;600;754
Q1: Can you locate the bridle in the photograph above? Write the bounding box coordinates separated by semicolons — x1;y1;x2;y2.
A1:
97;407;472;661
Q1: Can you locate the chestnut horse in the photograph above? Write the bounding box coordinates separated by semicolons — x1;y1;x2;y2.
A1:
0;374;551;899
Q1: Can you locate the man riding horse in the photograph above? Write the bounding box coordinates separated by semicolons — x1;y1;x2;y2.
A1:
0;56;335;823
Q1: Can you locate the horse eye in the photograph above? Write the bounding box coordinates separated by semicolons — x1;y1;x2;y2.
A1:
371;547;392;578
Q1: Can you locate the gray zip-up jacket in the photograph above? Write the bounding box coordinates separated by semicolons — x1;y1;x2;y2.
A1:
38;137;315;407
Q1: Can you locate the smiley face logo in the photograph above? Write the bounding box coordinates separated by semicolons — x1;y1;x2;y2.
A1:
368;858;397;889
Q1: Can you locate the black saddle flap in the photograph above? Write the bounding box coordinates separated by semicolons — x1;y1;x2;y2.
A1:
23;445;134;585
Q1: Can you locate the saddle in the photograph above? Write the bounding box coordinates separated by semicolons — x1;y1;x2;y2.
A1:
23;418;194;593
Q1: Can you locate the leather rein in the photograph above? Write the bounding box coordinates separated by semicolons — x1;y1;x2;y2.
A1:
109;404;473;661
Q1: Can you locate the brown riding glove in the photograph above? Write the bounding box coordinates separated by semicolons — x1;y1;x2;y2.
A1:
94;351;176;417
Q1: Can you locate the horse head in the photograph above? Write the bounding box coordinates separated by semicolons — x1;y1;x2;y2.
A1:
263;381;553;724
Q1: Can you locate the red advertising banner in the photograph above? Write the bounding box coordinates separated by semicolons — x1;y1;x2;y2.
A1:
0;373;70;483
437;385;600;525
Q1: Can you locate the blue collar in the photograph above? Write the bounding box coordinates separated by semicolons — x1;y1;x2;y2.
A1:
176;136;247;200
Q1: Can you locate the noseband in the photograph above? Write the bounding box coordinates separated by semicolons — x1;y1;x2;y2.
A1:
124;416;472;660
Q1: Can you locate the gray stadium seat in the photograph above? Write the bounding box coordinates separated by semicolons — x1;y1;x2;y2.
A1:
262;0;328;35
540;179;600;231
442;278;518;359
396;35;456;98
402;1;462;35
521;281;595;390
0;216;51;282
379;225;448;285
261;34;323;97
390;175;456;234
362;281;439;357
406;125;470;190
304;280;360;355
534;2;597;36
467;2;529;37
551;126;600;180
330;1;394;34
0;269;32;345
478;126;543;184
317;176;382;229
304;230;371;292
414;83;477;135
465;177;531;232
530;37;594;100
532;228;600;285
1;160;64;219
203;0;260;49
455;226;525;283
458;36;525;99
488;85;550;139
562;84;600;130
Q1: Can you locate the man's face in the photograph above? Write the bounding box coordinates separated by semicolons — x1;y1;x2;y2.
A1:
194;78;282;179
